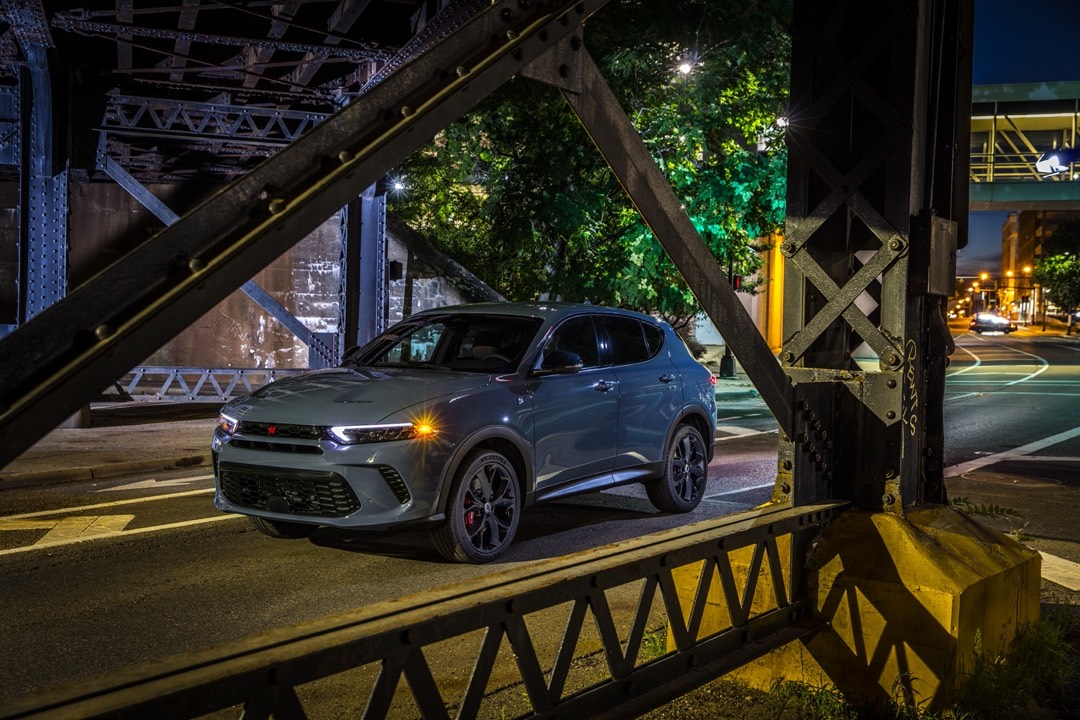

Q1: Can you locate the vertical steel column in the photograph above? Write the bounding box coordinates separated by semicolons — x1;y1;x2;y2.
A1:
781;0;971;510
340;182;387;351
18;43;67;323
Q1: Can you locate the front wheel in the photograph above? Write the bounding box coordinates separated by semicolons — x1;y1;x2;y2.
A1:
647;424;708;513
248;515;318;539
433;449;521;563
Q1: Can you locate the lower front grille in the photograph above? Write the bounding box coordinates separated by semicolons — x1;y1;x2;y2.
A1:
219;463;360;518
378;466;411;505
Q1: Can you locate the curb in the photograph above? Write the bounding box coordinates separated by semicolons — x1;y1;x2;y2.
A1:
715;383;760;403
0;454;211;490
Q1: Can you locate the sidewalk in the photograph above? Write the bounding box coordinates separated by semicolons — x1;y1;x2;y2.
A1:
0;404;219;489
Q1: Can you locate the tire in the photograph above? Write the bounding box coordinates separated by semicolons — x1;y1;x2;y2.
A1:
248;515;318;539
647;424;708;513
433;449;521;563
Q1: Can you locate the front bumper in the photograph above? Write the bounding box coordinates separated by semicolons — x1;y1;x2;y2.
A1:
211;426;453;528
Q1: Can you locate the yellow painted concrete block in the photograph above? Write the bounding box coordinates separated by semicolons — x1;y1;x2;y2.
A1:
673;506;1041;710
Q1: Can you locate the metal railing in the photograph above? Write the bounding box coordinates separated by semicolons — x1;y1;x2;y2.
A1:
0;502;844;720
107;367;306;402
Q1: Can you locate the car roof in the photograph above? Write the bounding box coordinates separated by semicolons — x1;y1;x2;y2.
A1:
410;302;662;325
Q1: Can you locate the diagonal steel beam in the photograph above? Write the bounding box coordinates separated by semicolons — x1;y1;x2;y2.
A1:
547;43;795;436
0;0;611;470
99;154;334;365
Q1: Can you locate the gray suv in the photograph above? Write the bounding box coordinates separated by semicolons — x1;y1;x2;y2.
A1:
213;302;717;562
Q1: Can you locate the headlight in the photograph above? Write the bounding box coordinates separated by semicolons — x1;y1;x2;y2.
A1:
218;412;239;434
327;422;438;444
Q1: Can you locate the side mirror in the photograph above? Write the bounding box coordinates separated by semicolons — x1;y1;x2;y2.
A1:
534;350;584;375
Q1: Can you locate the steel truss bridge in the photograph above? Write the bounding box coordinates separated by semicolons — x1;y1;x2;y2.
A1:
0;0;971;717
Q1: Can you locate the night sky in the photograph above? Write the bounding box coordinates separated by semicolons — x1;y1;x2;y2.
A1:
961;0;1080;275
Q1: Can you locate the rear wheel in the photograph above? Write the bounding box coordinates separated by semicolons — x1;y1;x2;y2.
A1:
434;449;521;563
647;424;708;513
248;515;318;539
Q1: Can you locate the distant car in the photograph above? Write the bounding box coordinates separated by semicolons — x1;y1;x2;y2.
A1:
212;302;717;562
968;313;1017;334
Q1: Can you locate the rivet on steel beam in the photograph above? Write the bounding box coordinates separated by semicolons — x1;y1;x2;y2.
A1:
94;324;114;341
886;410;896;420
780;482;791;494
889;237;904;251
882;493;896;506
456;66;469;78
779;242;794;256
780;350;795;363
559;63;570;78
337;151;351;163
505;29;519;40
887;379;897;389
884;353;900;367
400;106;414;117
268;198;286;214
188;258;205;273
500;8;514;22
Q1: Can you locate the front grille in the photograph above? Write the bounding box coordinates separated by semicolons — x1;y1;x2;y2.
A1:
378;466;411;504
219;463;360;517
237;421;322;440
228;438;322;455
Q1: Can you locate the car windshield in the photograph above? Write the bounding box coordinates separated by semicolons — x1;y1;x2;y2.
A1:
345;313;543;373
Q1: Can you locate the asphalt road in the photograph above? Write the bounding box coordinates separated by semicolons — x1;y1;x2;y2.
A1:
1;326;1078;710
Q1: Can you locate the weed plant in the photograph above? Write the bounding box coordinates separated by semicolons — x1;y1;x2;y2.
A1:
764;601;1080;720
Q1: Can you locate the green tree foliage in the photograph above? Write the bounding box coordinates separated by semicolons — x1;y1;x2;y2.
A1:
1035;219;1080;332
391;0;791;328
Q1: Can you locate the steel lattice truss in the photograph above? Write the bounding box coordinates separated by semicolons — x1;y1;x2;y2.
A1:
0;0;464;180
0;503;843;720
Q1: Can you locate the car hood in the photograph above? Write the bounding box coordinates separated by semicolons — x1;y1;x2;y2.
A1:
224;367;492;425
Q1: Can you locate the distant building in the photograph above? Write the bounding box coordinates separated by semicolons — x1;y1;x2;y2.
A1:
1000;210;1080;321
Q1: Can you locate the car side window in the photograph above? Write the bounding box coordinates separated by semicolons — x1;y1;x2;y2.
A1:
600;316;657;365
542;316;599;369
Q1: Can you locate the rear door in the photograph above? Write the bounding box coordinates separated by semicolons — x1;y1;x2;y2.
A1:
598;316;681;472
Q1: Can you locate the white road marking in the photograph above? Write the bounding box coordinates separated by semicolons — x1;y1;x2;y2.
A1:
715;425;765;437
947;344;982;376
98;475;215;492
1039;552;1080;591
706;482;775;499
944;425;1080;478
0;515;243;557
1;487;215;521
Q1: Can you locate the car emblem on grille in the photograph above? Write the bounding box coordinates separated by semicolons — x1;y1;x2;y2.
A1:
267;425;278;435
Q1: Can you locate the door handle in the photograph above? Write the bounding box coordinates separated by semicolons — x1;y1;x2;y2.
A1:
594;380;617;392
659;374;677;383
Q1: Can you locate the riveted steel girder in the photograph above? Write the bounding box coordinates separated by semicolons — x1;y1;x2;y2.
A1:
781;0;972;509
